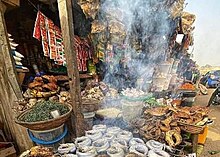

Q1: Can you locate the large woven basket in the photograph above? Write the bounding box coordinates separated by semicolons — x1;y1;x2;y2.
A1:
178;122;205;134
15;103;72;131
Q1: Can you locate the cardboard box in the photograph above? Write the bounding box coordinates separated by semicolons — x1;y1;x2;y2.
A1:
0;142;16;157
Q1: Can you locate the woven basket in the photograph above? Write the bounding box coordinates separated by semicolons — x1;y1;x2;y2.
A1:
15;103;72;131
178;122;204;134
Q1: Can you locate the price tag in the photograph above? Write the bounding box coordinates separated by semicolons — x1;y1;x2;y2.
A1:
188;153;196;157
50;110;60;118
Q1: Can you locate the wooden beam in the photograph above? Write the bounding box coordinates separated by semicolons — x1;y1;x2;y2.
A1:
0;1;33;152
57;0;84;137
0;1;23;99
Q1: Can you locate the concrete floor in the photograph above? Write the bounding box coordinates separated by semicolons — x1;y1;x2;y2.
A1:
194;89;220;157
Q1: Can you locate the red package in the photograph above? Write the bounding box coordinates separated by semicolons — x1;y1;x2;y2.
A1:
47;19;54;29
82;58;87;72
48;30;56;46
39;12;46;27
55;60;64;65
41;27;48;41
50;45;57;59
77;58;82;71
33;11;41;40
42;41;49;57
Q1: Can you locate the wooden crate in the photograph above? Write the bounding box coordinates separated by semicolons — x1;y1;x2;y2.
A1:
0;142;16;157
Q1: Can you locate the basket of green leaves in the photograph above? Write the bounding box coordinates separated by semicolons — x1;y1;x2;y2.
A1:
15;100;72;130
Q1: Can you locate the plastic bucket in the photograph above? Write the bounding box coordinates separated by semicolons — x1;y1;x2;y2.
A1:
152;77;167;85
163;74;172;90
158;63;172;75
198;126;208;145
28;124;67;150
171;60;180;74
143;81;152;92
121;100;144;122
83;112;95;130
170;74;177;84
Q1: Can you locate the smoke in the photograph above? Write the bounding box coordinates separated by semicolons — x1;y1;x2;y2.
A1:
97;0;175;91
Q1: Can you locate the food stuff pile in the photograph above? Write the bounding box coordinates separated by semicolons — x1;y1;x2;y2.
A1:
50;125;178;156
121;88;148;99
19;100;69;122
81;81;121;102
179;83;195;91
26;75;59;98
19;146;53;157
131;105;209;148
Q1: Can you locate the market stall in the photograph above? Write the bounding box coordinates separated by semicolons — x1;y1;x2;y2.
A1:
0;0;210;156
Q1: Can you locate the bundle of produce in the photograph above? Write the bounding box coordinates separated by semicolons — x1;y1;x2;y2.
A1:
132;115;182;147
15;100;72;130
131;105;209;147
15;90;71;113
181;12;196;34
54;125;178;156
77;0;100;19
81;81;113;101
19;146;53;157
91;20;106;34
25;75;60;98
144;97;162;107
179;83;195;91
18;100;69;122
109;20;126;44
121;88;151;101
169;0;185;19
105;87;119;99
81;86;104;102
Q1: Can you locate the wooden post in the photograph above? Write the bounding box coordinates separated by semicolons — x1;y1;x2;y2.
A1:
0;0;33;152
0;1;23;99
57;0;84;137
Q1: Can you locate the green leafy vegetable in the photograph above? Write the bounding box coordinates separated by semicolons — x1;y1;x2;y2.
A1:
20;100;69;122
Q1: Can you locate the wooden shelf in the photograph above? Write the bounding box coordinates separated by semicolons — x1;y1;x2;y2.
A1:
79;73;93;79
54;74;93;81
16;68;29;73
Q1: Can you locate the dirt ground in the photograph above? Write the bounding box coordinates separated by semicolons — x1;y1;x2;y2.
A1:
194;89;220;157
